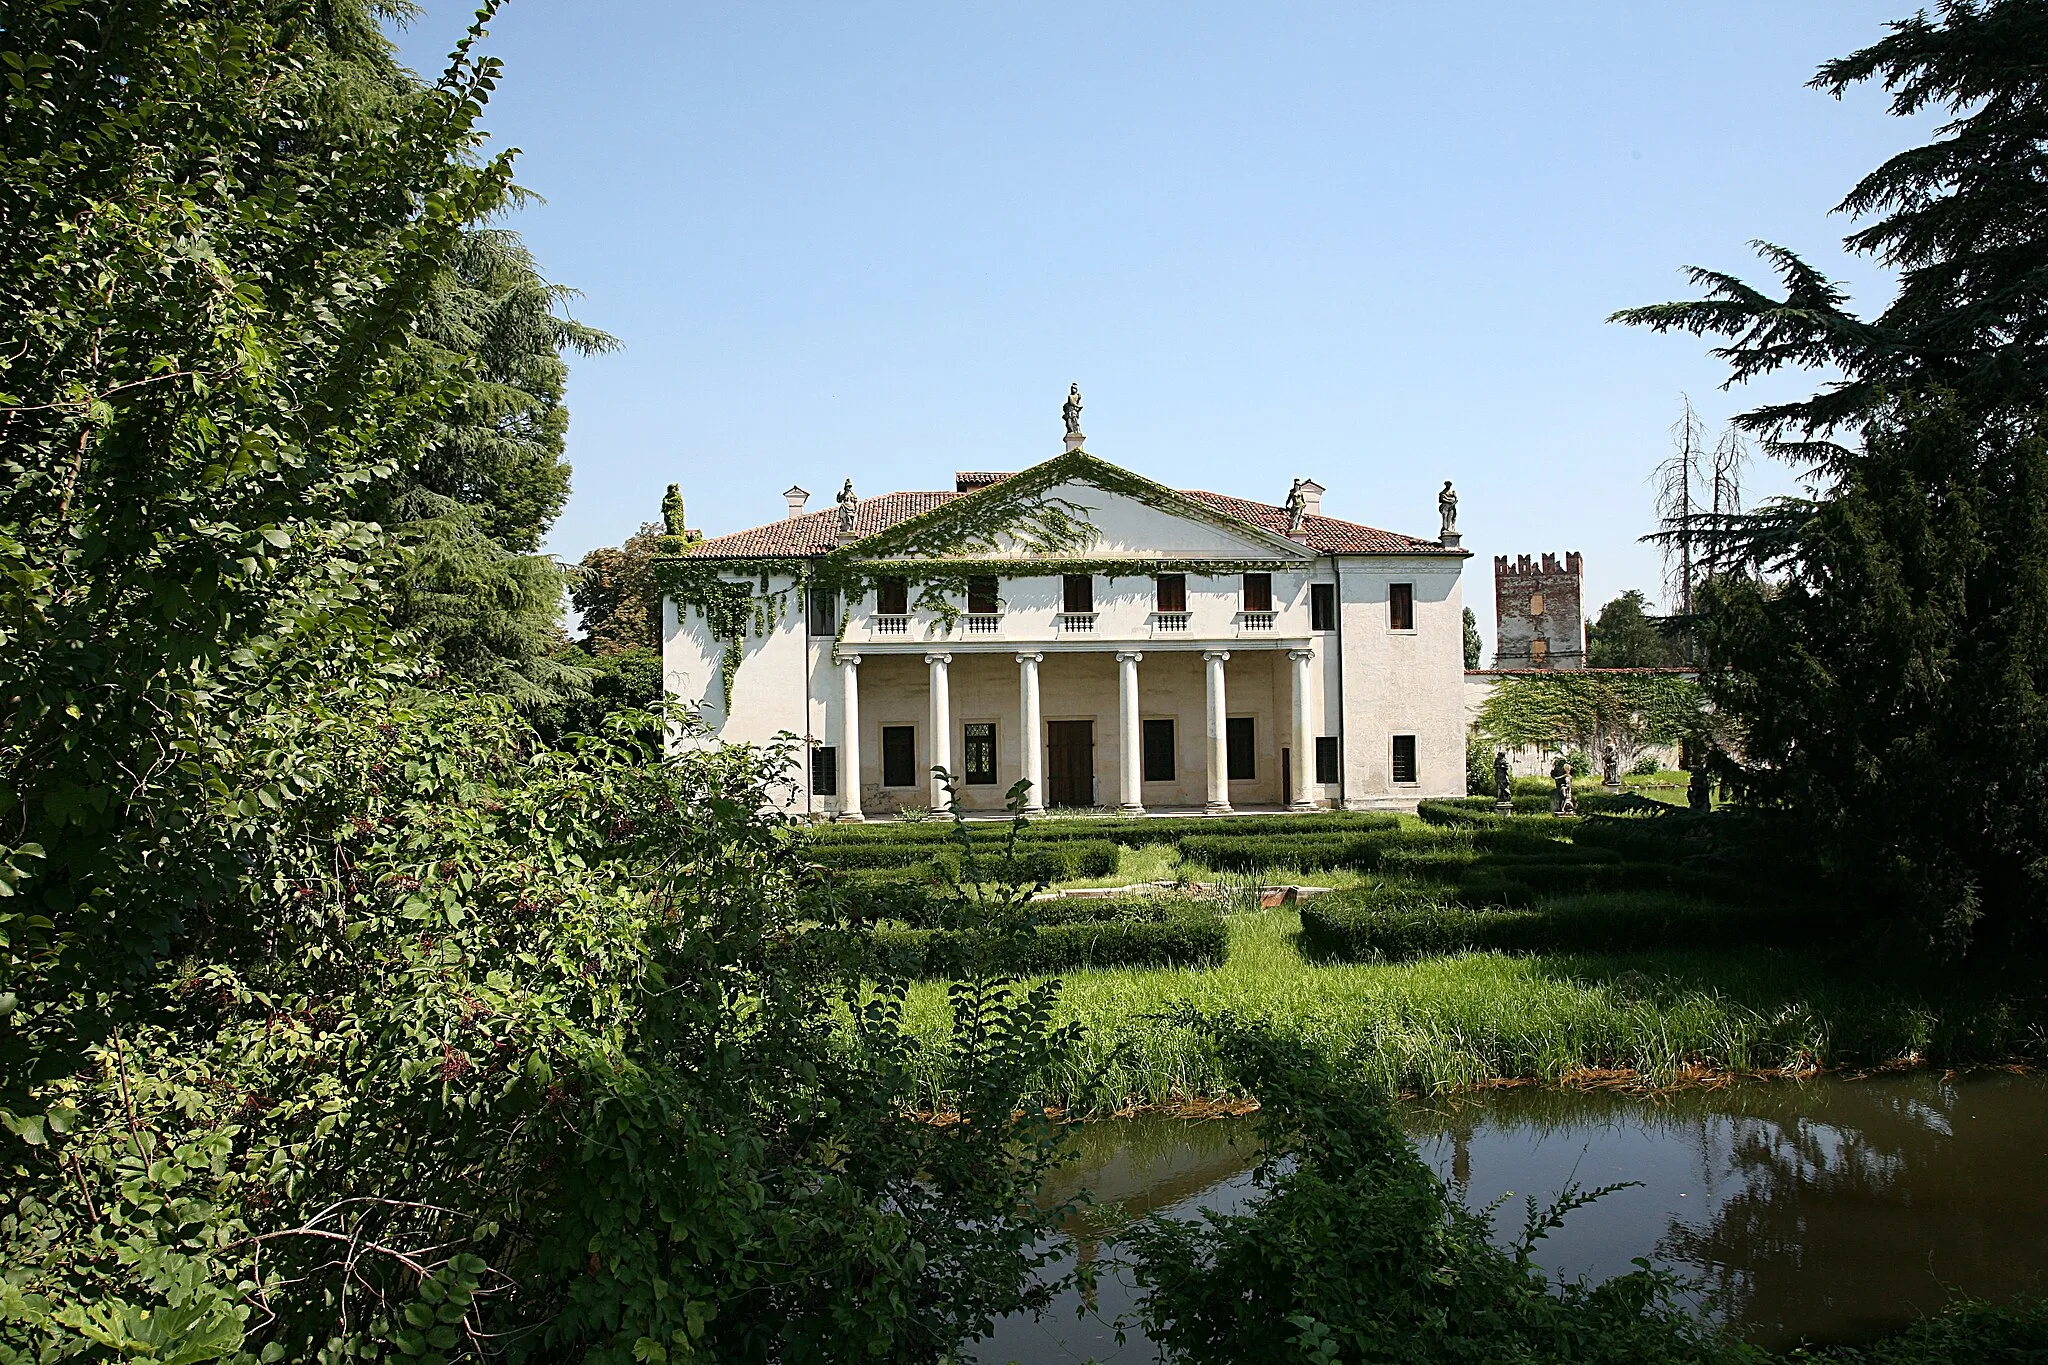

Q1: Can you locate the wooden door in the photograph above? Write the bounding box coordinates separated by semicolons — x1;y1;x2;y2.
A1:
1045;720;1095;807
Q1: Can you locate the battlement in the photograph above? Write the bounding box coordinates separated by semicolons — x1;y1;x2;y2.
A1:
1493;550;1584;669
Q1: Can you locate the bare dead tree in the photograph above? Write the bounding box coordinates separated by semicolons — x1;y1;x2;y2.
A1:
1704;426;1750;580
1652;396;1707;617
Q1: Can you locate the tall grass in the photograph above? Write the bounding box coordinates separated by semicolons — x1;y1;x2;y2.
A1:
894;908;2048;1114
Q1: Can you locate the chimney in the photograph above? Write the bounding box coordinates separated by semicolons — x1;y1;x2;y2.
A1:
784;485;810;519
1296;479;1324;517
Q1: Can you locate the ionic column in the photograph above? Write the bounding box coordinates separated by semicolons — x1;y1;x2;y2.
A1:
1203;649;1232;814
1289;648;1315;812
1016;651;1045;814
838;652;863;822
1116;650;1145;815
925;651;953;809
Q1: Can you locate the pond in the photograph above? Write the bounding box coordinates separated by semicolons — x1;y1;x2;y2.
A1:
970;1070;2048;1362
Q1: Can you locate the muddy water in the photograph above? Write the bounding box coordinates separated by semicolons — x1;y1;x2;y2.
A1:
969;1071;2048;1363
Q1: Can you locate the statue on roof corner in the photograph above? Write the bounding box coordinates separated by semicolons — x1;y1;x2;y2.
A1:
1285;478;1309;536
836;479;858;537
1438;480;1459;538
1062;384;1083;437
662;483;686;537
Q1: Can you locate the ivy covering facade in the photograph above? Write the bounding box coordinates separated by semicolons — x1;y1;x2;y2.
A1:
652;451;1329;707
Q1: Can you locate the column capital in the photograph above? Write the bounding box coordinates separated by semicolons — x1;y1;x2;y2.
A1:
1013;650;1045;664
1201;648;1231;662
1288;648;1315;662
1115;649;1144;663
836;650;863;666
923;651;953;666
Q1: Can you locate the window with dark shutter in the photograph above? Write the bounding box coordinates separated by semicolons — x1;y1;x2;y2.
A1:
1154;574;1187;613
1063;574;1094;614
1388;582;1414;631
1310;582;1335;631
876;578;909;616
806;586;838;636
967;577;999;615
810;745;837;796
963;722;996;784
1391;734;1418;784
1226;717;1256;780
1315;736;1340;784
881;726;916;787
1242;573;1272;612
1142;718;1175;782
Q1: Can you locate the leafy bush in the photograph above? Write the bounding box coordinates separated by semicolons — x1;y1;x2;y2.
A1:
1631;755;1665;778
1177;834;1371;873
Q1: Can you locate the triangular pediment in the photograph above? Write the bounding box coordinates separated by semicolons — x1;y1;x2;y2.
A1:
852;450;1312;566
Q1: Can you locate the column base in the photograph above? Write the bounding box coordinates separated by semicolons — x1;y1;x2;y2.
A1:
1118;803;1146;816
1289;800;1317;812
1205;801;1233;815
837;812;866;823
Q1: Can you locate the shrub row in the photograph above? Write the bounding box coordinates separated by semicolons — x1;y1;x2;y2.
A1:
867;901;1228;978
811;839;1120;880
1300;885;1827;962
800;810;1398;849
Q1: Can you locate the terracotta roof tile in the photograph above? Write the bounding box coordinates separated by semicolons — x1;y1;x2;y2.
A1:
684;483;1456;559
1177;490;1457;554
684;491;961;559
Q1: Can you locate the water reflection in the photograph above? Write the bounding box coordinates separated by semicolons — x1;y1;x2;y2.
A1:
971;1072;2048;1363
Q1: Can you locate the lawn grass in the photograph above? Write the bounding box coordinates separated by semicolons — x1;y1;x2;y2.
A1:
895;905;2048;1115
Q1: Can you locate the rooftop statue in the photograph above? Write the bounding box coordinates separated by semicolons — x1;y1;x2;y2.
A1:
1285;478;1309;536
1438;480;1459;539
836;479;858;537
1062;383;1084;436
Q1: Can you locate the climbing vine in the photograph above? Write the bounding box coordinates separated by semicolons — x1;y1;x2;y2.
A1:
1474;671;1704;769
650;451;1433;702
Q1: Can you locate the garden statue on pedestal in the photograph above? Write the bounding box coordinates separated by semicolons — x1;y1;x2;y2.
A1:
1550;754;1577;816
1493;750;1513;813
1688;761;1712;814
1602;739;1621;790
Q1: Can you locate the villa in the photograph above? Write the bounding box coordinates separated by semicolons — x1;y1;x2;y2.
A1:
660;427;1470;819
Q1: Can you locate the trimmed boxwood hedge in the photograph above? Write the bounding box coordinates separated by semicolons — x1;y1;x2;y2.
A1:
812;839;1120;881
800;810;1399;850
865;897;1228;977
1300;884;1826;962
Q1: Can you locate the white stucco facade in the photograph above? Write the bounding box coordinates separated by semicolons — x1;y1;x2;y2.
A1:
661;451;1470;818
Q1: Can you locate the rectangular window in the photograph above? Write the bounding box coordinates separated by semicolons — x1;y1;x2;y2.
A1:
1242;573;1273;613
1063;574;1094;614
809;745;838;797
1310;582;1336;631
1391;734;1418;784
806;585;837;636
1388;582;1414;631
1315;735;1340;784
963;722;996;784
1531;638;1549;664
1226;716;1256;781
1154;573;1187;613
876;577;909;616
1142;718;1176;782
1529;591;1546;616
881;725;916;787
967;576;999;615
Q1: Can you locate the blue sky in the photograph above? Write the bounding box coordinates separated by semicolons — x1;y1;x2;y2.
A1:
390;1;1926;651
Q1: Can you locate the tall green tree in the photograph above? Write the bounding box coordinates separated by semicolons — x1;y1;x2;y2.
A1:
1463;605;1483;669
1587;590;1685;668
573;520;668;655
0;0;511;1107
1615;0;2048;949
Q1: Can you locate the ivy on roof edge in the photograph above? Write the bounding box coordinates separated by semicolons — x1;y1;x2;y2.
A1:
650;448;1334;708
